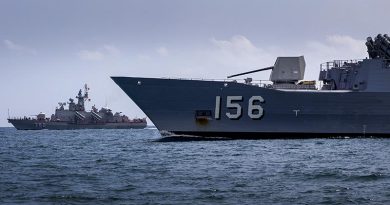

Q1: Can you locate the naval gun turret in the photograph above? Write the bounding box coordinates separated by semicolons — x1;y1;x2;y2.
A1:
270;56;305;84
269;56;307;89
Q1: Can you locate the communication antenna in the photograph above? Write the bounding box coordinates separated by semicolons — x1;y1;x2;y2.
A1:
8;108;10;119
84;84;90;101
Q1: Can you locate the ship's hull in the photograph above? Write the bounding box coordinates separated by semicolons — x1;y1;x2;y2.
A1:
112;77;390;138
8;119;147;130
46;122;147;130
7;119;46;130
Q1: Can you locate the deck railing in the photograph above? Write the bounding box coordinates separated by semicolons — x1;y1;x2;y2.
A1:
161;77;274;87
320;59;364;71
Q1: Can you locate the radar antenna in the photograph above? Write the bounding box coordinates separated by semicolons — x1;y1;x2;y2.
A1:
58;102;66;106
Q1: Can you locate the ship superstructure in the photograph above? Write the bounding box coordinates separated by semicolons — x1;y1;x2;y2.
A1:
111;34;390;138
8;85;147;130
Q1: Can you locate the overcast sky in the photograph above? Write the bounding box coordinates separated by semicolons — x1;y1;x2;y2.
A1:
1;0;389;127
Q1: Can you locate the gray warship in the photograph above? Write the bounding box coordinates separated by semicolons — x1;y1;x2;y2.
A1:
8;85;147;130
111;34;390;138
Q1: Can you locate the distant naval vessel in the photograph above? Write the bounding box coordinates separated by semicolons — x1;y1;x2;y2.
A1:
8;85;147;130
112;34;390;138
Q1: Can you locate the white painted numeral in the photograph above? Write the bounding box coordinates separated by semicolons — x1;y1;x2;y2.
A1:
215;96;221;119
215;95;265;120
248;96;264;119
226;96;243;119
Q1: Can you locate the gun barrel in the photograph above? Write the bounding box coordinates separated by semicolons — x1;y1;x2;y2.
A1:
227;66;274;78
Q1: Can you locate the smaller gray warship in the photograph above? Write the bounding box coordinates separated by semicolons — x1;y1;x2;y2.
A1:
8;85;147;130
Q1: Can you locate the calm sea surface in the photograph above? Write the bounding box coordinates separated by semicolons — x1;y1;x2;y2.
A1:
1;127;390;204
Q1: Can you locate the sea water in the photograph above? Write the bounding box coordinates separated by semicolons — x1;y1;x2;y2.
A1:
1;127;390;204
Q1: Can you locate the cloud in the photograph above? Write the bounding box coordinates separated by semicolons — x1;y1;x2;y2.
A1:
305;35;366;58
3;40;36;55
136;54;151;61
207;35;276;77
78;50;105;60
78;45;121;61
103;45;121;57
211;35;259;54
156;46;169;56
327;35;366;53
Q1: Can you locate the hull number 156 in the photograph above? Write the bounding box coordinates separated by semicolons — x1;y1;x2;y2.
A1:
214;96;265;120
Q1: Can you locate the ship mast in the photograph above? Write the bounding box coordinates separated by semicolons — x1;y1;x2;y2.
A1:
75;84;90;111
